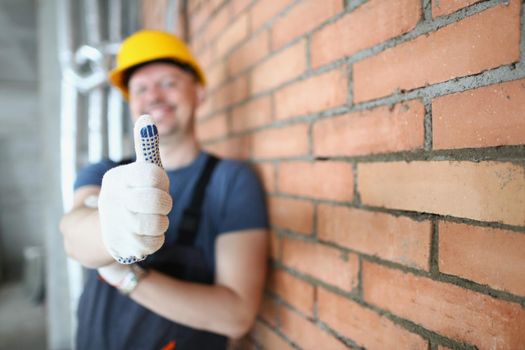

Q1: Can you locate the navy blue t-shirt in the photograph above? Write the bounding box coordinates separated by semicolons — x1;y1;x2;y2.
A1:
74;152;268;350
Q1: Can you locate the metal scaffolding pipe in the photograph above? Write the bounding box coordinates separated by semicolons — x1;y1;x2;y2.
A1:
166;0;179;33
83;0;105;164
108;0;125;162
56;1;139;346
57;0;82;347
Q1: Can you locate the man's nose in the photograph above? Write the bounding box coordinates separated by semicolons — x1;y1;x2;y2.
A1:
144;85;165;104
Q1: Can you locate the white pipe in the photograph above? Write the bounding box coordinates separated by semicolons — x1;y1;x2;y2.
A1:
88;89;105;163
108;0;125;162
84;0;105;163
166;0;179;33
57;0;82;347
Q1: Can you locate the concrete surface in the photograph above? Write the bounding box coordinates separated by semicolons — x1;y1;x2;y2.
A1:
0;280;46;350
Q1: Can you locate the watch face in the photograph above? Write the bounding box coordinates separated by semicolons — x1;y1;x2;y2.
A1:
83;195;99;208
120;265;147;295
119;271;139;295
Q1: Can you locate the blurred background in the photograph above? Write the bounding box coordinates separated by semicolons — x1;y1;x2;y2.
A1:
0;0;141;348
1;0;524;349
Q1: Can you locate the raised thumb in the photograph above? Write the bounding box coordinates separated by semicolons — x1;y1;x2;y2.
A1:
133;114;163;168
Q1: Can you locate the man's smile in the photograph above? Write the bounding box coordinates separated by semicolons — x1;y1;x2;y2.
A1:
146;104;176;122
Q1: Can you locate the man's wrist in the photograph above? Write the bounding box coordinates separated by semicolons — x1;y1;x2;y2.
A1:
117;264;147;295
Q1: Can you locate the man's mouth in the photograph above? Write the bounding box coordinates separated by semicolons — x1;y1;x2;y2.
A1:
146;105;176;121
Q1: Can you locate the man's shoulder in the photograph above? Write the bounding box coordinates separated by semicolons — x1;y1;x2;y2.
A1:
209;155;257;182
205;155;264;199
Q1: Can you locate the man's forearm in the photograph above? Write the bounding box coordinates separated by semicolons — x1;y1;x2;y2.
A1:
131;270;258;338
60;207;114;268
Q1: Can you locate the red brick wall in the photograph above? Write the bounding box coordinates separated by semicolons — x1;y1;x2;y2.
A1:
142;0;169;30
153;0;525;348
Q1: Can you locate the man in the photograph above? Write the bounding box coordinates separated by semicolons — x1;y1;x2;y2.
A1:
60;30;268;350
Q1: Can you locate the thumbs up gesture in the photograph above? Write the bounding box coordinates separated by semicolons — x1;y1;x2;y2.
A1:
98;115;172;264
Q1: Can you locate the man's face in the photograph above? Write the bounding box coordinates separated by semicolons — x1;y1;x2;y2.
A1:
128;62;202;139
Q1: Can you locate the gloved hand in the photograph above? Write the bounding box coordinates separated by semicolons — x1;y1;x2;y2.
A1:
98;115;172;264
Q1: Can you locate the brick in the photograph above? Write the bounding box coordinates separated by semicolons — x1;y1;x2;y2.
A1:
191;40;198;57
269;269;315;316
280;306;348;350
251;40;307;94
190;2;212;37
252;321;293;350
230;0;252;18
311;0;421;68
141;0;168;30
363;261;525;349
231;96;272;133
249;0;293;32
269;196;314;235
433;79;525;149
313;100;425;156
269;230;280;261
204;134;250;159
210;0;226;13
251;124;309;159
439;221;525;296
188;0;202;15
252;162;275;193
272;0;342;50
275;68;348;121
437;346;454;350
196;94;213;120
228;30;270;76
215;13;249;58
282;237;359;291
258;296;279;327
205;61;227;92
196;113;228;142
318;204;431;270
197;6;230;50
193;37;207;58
212;74;249;111
168;7;186;39
318;288;428;350
278;161;354;202
354;0;520;102
432;0;483;18
196;45;214;71
358;161;525;226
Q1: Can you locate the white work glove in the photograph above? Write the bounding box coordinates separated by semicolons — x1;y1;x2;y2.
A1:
98;115;172;264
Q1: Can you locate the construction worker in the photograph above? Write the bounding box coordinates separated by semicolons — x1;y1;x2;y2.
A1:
60;30;268;350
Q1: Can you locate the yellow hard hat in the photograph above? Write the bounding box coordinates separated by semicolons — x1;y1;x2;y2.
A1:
109;30;206;99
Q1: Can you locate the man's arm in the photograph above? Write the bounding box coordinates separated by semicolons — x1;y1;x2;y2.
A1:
59;185;114;268
130;228;268;338
60;159;171;268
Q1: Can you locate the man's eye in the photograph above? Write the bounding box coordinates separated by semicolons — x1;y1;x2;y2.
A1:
161;80;177;89
130;86;146;95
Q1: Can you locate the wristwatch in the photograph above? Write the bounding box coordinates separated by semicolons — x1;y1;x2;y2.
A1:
83;194;99;209
118;264;147;295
